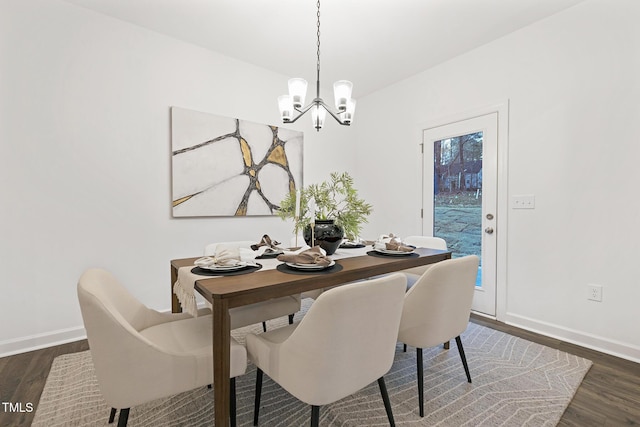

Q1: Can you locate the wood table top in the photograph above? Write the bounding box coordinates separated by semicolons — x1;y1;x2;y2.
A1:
171;247;451;309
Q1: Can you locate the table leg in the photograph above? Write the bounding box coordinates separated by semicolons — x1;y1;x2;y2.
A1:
213;297;231;426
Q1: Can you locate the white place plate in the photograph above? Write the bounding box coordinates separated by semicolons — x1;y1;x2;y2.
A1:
285;260;336;270
199;264;247;272
374;248;415;255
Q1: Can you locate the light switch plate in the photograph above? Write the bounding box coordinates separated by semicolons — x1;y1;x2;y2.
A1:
511;194;535;209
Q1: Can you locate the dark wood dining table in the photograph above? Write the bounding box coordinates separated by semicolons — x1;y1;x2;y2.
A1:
170;247;451;426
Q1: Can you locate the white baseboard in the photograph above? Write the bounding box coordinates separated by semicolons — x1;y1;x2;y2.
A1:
0;326;87;358
505;312;640;364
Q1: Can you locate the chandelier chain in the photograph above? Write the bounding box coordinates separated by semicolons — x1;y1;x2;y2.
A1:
316;0;321;97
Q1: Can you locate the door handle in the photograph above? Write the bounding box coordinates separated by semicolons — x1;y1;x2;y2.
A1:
484;227;494;234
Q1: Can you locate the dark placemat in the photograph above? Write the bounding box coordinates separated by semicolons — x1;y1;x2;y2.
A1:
276;263;344;275
366;250;419;258
191;263;263;276
339;244;366;249
255;251;283;259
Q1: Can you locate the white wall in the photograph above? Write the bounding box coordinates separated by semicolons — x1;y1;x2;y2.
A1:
0;0;357;355
356;0;640;362
3;0;639;363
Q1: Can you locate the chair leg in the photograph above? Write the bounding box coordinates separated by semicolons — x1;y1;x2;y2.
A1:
417;347;424;417
455;336;472;383
108;408;117;423
253;368;263;426
230;377;237;427
289;314;294;324
117;408;129;427
403;343;407;352
444;340;450;349
378;377;395;427
311;405;320;427
262;322;267;332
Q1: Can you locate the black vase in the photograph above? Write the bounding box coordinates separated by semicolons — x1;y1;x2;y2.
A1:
303;219;344;255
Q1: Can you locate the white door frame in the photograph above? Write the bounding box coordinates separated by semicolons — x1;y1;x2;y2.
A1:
417;101;509;321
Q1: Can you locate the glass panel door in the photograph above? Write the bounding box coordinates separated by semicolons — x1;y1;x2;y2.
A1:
423;113;497;316
433;132;483;287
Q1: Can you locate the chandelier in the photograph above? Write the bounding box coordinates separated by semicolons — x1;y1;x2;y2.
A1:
277;0;356;131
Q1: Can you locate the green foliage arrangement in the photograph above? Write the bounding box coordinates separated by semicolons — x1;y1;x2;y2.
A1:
277;171;373;241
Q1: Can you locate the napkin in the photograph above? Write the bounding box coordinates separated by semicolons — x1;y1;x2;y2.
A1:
277;246;332;266
377;233;398;243
251;234;281;251
373;234;414;252
385;240;414;252
195;246;242;267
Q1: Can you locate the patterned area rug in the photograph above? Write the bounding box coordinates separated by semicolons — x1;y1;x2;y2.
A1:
33;302;591;426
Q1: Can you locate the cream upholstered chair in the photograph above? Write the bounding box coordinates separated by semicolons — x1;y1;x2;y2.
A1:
204;241;302;332
398;255;479;417
401;235;448;289
77;268;247;427
247;273;407;426
402;235;447;251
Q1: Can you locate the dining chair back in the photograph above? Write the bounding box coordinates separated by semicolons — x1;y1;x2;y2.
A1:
247;273;407;426
402;235;447;250
204;241;255;256
397;255;479;417
78;268;246;427
401;235;448;289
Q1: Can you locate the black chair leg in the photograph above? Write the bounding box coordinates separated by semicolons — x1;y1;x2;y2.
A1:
117;408;129;427
230;377;237;427
378;377;395;426
253;368;263;426
288;314;294;324
403;343;407;352
417;347;424;417
262;322;267;332
108;408;117;423
311;405;320;427
455;336;472;383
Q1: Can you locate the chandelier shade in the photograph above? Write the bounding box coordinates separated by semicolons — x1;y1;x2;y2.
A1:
340;98;356;124
277;95;294;122
288;78;308;109
311;105;326;130
333;80;353;111
277;0;356;131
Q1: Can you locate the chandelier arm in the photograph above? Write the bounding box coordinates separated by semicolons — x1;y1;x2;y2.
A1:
285;100;350;126
316;99;350;125
284;102;318;124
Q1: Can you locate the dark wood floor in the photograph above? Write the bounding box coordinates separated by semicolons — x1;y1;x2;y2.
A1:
1;317;638;427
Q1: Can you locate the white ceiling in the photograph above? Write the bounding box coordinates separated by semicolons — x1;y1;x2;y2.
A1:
63;0;586;97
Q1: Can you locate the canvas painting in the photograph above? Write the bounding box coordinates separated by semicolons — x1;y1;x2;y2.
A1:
171;107;303;217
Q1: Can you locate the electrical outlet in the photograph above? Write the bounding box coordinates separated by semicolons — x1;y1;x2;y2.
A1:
587;284;603;302
511;194;535;209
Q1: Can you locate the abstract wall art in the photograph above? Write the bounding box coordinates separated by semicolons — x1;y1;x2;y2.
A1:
171;107;303;217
